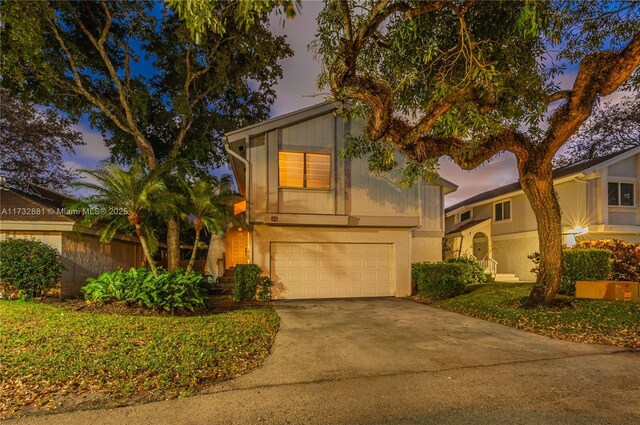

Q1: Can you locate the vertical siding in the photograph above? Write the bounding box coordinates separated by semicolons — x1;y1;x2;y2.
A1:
608;155;636;178
245;111;434;220
420;184;442;231
281;114;334;150
472;204;492;221
349;155;418;216
605;153;638;225
249;134;267;217
278;189;335;214
346;118;419;217
557;180;589;228
335;116;346;215
267;130;279;213
489;180;587;236
277;113;336;214
61;233;143;297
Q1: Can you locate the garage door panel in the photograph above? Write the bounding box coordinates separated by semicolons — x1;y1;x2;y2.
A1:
271;242;392;299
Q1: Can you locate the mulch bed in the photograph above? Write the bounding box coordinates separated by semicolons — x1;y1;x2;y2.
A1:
41;295;270;316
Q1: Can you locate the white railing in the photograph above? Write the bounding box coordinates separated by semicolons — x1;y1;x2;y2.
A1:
457;254;497;277
479;258;498;277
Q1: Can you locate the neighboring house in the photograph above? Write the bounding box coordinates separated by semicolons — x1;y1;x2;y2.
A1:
0;183;144;297
207;102;457;299
444;147;640;282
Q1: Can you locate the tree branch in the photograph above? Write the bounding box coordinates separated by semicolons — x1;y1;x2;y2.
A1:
402;130;530;170
543;32;640;162
546;90;572;104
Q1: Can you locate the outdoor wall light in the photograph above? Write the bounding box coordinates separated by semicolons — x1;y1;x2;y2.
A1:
564;226;589;247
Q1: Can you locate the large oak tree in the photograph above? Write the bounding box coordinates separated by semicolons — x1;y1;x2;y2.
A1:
0;90;83;192
1;0;292;269
314;0;640;305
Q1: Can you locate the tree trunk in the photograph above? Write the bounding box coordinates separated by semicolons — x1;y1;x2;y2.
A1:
519;165;564;306
186;229;201;275
166;217;181;271
135;225;159;278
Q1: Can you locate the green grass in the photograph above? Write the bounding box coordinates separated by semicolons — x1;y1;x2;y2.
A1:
0;301;279;418
425;282;640;349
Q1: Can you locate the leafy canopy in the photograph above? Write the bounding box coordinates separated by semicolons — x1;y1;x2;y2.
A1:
313;1;640;186
1;0;293;173
0;90;83;192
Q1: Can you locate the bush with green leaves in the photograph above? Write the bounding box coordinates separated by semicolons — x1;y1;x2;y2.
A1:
0;238;65;298
560;249;612;295
445;257;487;285
573;239;640;282
83;267;207;311
412;262;468;299
529;248;612;294
233;264;271;301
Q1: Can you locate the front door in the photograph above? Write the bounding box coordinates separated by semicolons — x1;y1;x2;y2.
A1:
226;227;249;268
472;232;489;260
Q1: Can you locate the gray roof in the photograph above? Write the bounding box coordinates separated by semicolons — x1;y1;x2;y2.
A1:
445;147;638;213
445;218;490;236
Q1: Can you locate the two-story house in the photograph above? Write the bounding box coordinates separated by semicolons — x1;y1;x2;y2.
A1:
444;147;640;282
209;102;457;299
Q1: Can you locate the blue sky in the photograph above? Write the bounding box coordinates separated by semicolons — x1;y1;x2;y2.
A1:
64;0;630;206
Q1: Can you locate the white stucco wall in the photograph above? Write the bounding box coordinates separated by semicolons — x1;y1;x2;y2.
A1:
491;236;538;281
411;237;442;263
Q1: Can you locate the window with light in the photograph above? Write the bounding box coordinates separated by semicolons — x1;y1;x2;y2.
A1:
279;151;331;189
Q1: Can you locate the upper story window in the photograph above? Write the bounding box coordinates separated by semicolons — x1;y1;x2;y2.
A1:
459;210;472;223
608;182;634;206
279;151;331;189
494;200;511;222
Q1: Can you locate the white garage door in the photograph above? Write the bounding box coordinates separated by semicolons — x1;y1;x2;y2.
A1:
271;242;392;299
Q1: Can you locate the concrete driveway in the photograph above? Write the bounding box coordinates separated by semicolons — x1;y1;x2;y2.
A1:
11;298;640;424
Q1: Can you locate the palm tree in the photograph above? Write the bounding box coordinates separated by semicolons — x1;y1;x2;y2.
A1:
183;175;239;274
69;163;169;277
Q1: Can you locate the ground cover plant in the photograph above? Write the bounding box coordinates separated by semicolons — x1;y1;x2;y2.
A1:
418;282;640;349
83;267;207;312
0;301;279;418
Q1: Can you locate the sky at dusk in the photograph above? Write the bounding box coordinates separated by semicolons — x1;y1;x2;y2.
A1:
64;0;629;206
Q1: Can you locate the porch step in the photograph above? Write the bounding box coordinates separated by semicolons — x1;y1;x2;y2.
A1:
211;268;236;294
494;273;520;283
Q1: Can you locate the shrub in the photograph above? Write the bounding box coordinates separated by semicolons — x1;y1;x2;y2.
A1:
412;262;468;299
560;249;612;294
233;264;271;301
574;239;640;282
0;238;65;298
445;257;487;285
83;268;207;311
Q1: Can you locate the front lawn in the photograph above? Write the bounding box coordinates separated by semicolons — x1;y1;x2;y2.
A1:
420;282;640;349
0;301;279;418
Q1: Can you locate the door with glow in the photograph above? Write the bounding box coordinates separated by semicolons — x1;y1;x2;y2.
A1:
226;227;249;268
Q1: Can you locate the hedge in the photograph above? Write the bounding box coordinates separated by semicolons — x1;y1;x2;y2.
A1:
444;257;487;285
573;239;640;282
0;238;65;298
560;248;612;294
412;261;479;300
233;264;272;301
